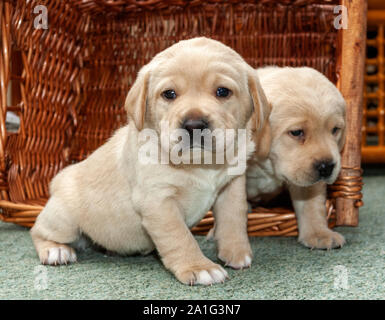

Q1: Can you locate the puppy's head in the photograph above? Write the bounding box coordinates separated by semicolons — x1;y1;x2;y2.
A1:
124;37;269;161
258;66;346;187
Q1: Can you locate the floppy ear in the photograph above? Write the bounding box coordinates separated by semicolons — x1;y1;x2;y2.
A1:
248;71;272;160
338;124;347;152
338;101;347;152
124;67;149;131
253;116;271;160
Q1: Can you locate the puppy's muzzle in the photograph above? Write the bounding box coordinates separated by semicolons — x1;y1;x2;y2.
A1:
181;118;210;148
314;159;335;179
182;118;209;133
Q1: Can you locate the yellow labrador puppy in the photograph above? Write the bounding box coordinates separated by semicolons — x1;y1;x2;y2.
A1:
247;66;346;249
30;37;270;285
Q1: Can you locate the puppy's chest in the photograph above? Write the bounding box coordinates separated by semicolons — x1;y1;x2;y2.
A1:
181;169;231;227
246;160;283;201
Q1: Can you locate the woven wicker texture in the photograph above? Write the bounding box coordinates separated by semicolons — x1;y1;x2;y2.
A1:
0;0;364;236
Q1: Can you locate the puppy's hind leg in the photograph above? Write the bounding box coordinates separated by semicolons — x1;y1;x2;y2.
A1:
30;197;79;265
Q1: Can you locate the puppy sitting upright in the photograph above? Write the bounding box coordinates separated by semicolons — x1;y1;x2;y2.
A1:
30;38;270;285
247;66;346;249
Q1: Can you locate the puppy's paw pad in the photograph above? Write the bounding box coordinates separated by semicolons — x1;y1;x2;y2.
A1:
299;230;346;250
41;246;77;265
176;264;228;286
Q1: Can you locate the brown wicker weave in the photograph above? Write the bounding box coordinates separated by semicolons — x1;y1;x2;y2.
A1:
0;0;366;235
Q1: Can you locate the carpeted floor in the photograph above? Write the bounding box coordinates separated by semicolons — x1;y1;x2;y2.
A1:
0;165;384;300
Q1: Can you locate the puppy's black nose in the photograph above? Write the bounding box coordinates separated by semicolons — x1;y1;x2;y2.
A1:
315;160;335;178
182;118;209;135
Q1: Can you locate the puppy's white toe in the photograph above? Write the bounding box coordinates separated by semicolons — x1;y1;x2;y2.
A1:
243;255;252;267
176;262;229;286
196;270;212;285
218;245;253;270
299;230;345;250
228;254;252;269
210;267;228;282
45;246;77;265
195;267;227;285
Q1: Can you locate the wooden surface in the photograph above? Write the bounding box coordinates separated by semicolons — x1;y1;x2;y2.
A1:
362;146;385;163
0;1;11;203
336;0;367;226
369;0;385;10
367;10;385;24
362;11;385;163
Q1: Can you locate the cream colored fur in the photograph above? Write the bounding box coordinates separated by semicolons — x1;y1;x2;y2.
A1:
247;66;346;249
30;37;270;285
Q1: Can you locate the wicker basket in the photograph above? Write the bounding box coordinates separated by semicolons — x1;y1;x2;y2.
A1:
0;0;366;236
362;4;385;163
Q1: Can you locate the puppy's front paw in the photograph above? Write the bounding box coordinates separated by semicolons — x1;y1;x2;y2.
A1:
218;243;252;269
299;229;345;250
175;261;228;286
39;245;77;265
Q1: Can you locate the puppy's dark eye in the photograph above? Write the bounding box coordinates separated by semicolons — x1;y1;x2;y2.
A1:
162;90;177;100
289;129;304;138
332;127;340;135
216;87;231;98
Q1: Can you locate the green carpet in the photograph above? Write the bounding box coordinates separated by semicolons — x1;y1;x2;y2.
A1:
0;165;384;300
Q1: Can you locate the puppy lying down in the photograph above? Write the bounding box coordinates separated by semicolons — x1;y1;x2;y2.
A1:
247;66;346;249
30;38;271;285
